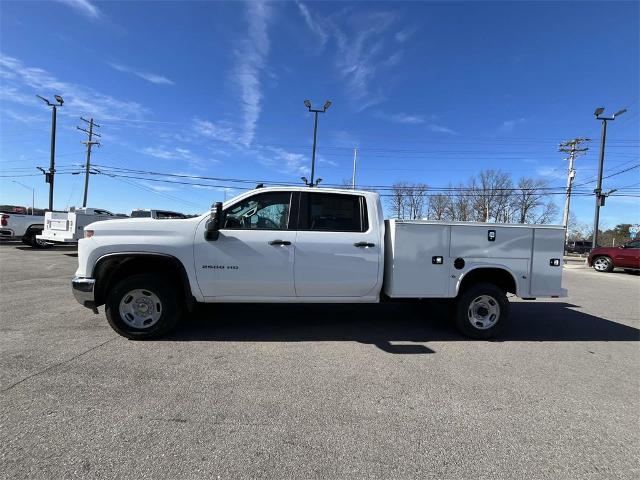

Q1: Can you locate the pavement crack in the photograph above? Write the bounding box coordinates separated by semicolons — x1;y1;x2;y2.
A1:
1;336;118;394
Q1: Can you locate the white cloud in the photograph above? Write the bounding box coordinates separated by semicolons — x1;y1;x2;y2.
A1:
54;0;102;20
233;1;272;147
395;28;415;43
193;3;271;148
498;118;526;133
318;156;339;167
142;182;176;192
260;147;310;176
193;118;240;145
428;123;456;135
379;112;426;124
0;53;148;121
142;147;195;161
297;4;406;112
1;109;45;124
108;62;174;86
535;165;566;181
296;1;328;46
140;146;219;170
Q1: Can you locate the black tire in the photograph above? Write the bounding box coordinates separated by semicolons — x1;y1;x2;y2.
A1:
21;234;33;246
453;282;510;339
105;274;181;340
592;256;614;273
29;232;51;249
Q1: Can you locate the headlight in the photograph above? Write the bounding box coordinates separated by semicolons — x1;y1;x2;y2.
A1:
84;229;94;238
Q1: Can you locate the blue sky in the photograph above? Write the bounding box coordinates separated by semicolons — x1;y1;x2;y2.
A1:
0;0;638;226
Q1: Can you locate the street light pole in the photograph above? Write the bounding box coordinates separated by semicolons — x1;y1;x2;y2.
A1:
37;95;64;211
303;99;331;186
591;107;626;248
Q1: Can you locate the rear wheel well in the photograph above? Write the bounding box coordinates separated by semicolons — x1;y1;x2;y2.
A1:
93;254;194;309
458;268;517;296
22;224;43;238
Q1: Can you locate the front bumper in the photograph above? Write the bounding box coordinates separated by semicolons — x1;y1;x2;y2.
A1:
72;277;97;310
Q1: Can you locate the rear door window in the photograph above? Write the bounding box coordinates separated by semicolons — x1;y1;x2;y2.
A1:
301;193;368;232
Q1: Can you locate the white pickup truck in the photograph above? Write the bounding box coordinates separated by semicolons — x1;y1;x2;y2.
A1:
37;207;117;244
0;210;46;247
72;186;566;340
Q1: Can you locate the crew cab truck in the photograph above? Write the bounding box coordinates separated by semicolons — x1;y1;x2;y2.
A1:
72;187;566;340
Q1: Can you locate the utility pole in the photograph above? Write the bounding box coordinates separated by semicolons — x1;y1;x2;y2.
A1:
592;106;627;247
77;117;101;207
351;148;358;189
37;95;63;211
303;99;332;186
558;137;589;240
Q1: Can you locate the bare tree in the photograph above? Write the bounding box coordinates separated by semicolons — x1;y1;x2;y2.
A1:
387;182;428;219
406;183;428;219
388;182;409;219
511;177;556;223
446;183;472;221
427;194;450;220
468;170;513;222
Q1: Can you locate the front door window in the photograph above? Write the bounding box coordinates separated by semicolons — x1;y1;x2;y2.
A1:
223;192;291;230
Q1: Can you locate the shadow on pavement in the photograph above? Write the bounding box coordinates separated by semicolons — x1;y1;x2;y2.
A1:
15;245;77;252
162;301;639;353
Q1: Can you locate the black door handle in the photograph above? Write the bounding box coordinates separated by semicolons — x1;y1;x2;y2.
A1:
269;239;291;246
354;241;375;248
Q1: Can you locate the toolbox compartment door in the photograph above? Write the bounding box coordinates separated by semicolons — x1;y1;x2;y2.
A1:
530;228;564;296
449;225;533;259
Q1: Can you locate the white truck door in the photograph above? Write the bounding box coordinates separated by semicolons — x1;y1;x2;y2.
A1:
294;192;379;297
193;191;296;298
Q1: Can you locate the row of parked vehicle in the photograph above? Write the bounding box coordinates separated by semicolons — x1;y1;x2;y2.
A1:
0;206;189;248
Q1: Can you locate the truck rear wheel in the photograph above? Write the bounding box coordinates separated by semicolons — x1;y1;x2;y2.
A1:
105;274;181;339
453;283;510;339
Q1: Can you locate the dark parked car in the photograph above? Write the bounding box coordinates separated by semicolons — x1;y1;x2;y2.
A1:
565;240;593;254
588;240;640;272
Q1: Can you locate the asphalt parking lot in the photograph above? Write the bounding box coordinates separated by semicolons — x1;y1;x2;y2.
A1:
0;242;638;479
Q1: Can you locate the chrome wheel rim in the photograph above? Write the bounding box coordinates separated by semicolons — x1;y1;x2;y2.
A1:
468;295;500;330
118;289;162;329
593;257;609;271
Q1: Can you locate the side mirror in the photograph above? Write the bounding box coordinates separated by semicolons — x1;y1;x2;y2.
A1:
205;201;223;241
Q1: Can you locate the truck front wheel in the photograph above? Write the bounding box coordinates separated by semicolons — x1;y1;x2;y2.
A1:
105;274;181;339
453;283;510;339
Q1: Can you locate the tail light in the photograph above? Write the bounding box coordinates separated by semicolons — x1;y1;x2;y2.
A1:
84;229;94;238
1;215;8;227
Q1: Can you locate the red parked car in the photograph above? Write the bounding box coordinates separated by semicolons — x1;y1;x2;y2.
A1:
588;240;640;272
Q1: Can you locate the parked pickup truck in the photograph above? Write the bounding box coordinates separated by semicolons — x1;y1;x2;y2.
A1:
130;209;188;219
72;187;566;340
0;210;47;247
38;207;117;244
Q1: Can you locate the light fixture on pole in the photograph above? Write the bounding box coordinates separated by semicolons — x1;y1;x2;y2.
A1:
303;99;332;186
37;94;64;211
591;106;626;247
